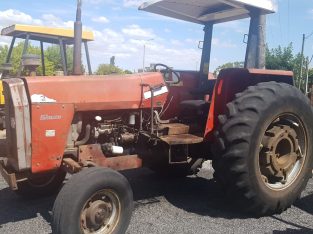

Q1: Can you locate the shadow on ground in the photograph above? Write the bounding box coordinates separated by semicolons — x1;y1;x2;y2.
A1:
0;168;242;227
295;191;313;216
122;168;249;219
1;167;312;232
0;187;55;227
271;216;313;234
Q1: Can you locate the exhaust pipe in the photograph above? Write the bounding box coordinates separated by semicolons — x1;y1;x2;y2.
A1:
73;0;83;75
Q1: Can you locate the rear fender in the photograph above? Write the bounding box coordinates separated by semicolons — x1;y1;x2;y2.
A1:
204;68;294;139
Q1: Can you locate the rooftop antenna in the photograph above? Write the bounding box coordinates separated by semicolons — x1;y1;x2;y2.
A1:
73;0;82;75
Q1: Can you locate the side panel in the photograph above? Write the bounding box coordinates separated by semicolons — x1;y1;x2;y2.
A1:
204;68;294;138
3;79;31;171
31;104;74;173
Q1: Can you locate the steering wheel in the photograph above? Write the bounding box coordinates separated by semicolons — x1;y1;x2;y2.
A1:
153;63;181;85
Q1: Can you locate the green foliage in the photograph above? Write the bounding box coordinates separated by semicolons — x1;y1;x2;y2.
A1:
45;45;74;74
214;61;244;77
0;45;8;65
0;42;77;76
214;44;312;89
9;42;42;75
265;43;313;88
0;42;130;77
95;64;130;75
0;42;50;75
265;43;295;71
124;70;133;74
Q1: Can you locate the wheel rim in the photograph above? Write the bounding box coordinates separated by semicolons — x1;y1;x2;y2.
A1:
80;189;121;234
259;113;307;190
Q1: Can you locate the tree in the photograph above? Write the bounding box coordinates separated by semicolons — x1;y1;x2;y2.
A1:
265;43;295;71
0;42;76;76
95;64;126;75
0;45;8;65
213;61;244;77
214;44;308;89
45;45;75;75
265;43;309;88
124;70;133;74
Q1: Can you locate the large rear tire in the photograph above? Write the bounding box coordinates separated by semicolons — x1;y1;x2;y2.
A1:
52;167;133;234
213;82;313;215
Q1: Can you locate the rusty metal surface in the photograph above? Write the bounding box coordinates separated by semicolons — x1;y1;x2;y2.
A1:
248;68;293;77
0;160;17;190
3;78;31;172
159;123;190;135
62;157;82;174
260;125;300;183
160;134;203;145
79;144;142;171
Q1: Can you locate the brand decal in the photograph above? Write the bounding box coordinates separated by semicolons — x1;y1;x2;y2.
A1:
40;114;62;121
31;94;56;103
144;86;168;99
45;130;56;137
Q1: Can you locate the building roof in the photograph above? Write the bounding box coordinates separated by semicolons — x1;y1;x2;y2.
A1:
1;24;94;44
139;0;276;25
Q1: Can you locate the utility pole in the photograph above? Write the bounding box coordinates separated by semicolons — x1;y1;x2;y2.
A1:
142;38;154;73
299;34;305;89
299;32;313;90
142;44;146;72
305;55;313;95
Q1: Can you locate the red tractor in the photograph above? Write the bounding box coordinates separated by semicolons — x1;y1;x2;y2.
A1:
1;1;313;233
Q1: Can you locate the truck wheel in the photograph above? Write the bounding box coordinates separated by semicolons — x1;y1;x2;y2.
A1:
52;167;133;234
213;82;313;215
15;169;66;198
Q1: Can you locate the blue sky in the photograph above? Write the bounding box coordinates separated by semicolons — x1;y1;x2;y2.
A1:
0;0;313;72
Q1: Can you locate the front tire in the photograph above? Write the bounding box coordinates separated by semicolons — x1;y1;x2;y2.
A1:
52;167;133;234
213;82;313;215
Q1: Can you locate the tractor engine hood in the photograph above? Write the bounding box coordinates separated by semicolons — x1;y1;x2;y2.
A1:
24;72;168;111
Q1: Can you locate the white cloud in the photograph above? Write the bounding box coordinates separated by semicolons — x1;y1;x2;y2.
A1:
92;16;110;23
212;38;237;48
41;14;74;28
170;39;183;46
42;14;60;22
215;20;248;34
0;41;9;47
85;0;116;5
0;9;42;27
164;28;171;33
123;0;146;8
122;24;155;38
185;38;198;44
0;8;201;71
